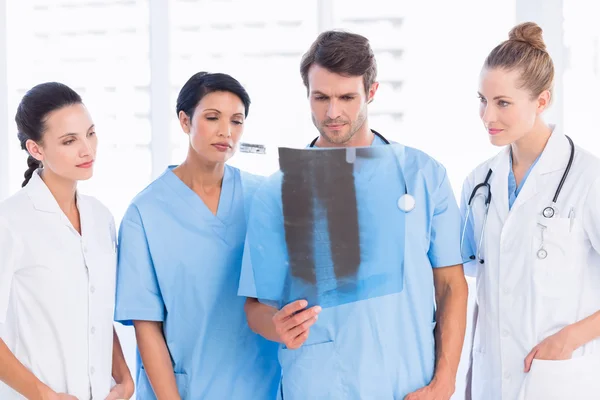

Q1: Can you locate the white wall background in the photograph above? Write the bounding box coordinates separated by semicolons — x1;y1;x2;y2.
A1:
1;1;599;399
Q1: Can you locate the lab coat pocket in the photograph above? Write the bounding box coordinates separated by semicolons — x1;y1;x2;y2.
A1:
279;340;341;400
532;216;585;297
136;366;189;399
517;356;600;400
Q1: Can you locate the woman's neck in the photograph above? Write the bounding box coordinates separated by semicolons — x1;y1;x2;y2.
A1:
511;121;553;168
40;168;78;214
175;151;225;192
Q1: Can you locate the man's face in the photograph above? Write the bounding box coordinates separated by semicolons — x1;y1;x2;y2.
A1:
307;64;377;146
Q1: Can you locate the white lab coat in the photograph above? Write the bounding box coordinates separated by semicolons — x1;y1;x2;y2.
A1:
460;128;600;400
0;169;117;400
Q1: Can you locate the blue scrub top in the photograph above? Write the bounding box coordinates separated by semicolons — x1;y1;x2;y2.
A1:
115;165;280;400
508;151;541;209
238;136;463;399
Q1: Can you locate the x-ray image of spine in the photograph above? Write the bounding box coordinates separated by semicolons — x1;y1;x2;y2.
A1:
279;148;361;285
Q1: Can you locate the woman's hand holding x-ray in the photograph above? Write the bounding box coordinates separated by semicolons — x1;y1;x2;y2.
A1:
273;300;322;350
524;327;576;372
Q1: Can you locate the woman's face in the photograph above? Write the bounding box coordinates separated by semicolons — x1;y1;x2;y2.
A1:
26;103;97;182
478;67;550;147
179;91;246;164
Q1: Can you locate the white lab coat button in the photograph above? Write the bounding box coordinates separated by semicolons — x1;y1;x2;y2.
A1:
90;367;95;375
502;329;510;337
90;286;96;294
503;371;511;380
503;287;510;295
91;327;96;335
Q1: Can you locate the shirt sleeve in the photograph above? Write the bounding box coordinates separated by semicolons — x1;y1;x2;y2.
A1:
238;237;258;298
0;216;22;324
583;175;600;256
428;166;464;268
460;175;479;276
238;173;288;304
114;204;165;326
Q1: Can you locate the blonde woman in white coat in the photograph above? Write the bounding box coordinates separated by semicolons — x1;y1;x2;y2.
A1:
461;22;600;400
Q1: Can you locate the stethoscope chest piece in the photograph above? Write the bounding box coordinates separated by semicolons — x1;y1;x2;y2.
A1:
397;194;416;213
542;206;555;219
537;248;548;260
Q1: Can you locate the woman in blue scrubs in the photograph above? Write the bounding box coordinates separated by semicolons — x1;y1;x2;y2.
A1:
114;72;280;399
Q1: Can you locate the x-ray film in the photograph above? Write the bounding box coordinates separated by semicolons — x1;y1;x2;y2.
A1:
243;144;409;309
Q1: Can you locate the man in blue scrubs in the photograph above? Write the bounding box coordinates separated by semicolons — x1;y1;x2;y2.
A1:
240;31;469;399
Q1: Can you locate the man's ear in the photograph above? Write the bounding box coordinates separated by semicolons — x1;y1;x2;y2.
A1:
367;82;379;104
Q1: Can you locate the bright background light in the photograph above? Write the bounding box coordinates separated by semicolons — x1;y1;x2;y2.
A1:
1;1;598;398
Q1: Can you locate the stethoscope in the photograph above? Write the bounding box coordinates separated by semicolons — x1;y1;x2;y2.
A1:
309;130;416;213
460;135;575;263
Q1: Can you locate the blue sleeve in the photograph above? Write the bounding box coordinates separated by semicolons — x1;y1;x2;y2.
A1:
238;172;288;304
238;171;262;299
460;176;478;276
428;166;464;268
238;237;258;298
238;226;286;308
114;204;165;325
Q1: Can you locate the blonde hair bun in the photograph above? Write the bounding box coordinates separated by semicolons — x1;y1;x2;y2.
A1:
509;22;547;52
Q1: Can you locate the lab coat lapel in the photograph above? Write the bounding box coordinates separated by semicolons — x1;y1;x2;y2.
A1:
76;194;96;237
507;167;540;215
25;169;76;230
509;130;570;215
488;148;510;225
537;130;571;176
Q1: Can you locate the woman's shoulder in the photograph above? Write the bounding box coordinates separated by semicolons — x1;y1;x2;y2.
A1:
0;188;32;225
573;144;600;174
0;190;35;251
230;165;271;188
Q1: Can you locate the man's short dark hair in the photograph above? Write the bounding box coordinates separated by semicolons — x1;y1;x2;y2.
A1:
300;30;378;96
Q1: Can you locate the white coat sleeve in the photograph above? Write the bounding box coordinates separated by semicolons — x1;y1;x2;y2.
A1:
583;175;600;255
0;216;22;324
